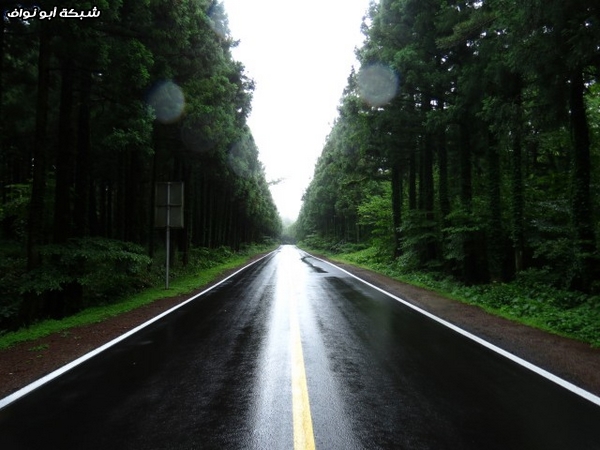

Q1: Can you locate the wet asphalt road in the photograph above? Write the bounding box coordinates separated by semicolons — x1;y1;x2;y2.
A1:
1;245;600;449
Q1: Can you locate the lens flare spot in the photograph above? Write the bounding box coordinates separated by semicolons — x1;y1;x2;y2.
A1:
357;64;398;107
147;80;185;124
227;142;250;178
207;2;228;39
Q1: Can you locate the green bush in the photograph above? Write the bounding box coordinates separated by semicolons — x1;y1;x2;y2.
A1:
301;234;337;252
20;237;152;306
0;243;26;331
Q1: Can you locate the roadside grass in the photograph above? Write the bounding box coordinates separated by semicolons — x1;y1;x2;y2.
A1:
300;245;600;348
0;245;277;350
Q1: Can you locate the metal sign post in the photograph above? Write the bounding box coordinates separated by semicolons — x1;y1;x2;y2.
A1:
165;183;171;290
155;182;184;289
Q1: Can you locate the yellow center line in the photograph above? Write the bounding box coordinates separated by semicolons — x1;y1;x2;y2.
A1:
288;264;316;450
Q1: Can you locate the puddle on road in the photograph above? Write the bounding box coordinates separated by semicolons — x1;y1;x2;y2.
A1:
300;256;328;273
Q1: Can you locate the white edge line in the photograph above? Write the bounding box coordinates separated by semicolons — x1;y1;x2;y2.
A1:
0;249;278;410
301;248;600;408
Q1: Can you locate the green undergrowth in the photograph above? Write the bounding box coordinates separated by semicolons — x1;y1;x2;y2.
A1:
0;244;277;350
300;245;600;348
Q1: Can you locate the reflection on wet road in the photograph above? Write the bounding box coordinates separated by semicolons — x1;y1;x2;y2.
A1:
1;245;600;449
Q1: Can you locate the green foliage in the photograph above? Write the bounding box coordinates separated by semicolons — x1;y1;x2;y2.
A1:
20;238;152;303
0;184;30;240
525;171;580;288
0;242;26;330
442;204;483;263
398;209;441;270
357;181;394;253
300;234;336;252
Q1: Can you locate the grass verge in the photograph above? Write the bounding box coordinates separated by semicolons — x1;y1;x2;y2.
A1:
0;246;276;350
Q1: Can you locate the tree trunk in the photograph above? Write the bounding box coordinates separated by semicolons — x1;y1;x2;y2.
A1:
511;75;525;274
27;26;50;271
202;175;208;247
391;163;403;257
53;58;84;317
569;70;597;292
53;58;76;244
486;134;504;282
149;142;158;258
0;17;4;166
181;165;191;266
437;128;450;222
88;179;99;236
113;154;125;241
22;26;51;325
74;70;92;237
459;121;472;209
459;120;478;283
208;182;214;248
123;149;140;242
408;149;417;211
99;182;108;237
421;100;436;263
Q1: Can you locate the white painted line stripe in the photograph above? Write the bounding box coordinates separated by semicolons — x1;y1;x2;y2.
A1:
302;249;600;408
0;249;278;410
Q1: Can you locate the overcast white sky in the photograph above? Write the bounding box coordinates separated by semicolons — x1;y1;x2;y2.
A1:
222;0;372;223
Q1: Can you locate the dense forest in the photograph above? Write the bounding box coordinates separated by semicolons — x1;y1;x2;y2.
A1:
298;0;599;295
0;1;281;329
